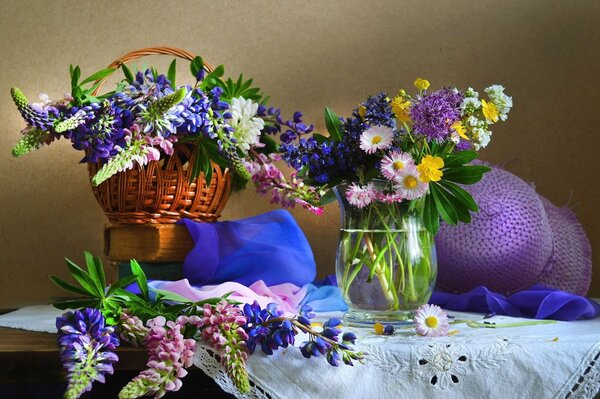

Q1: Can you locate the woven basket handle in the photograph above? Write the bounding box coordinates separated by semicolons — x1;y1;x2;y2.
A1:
91;46;215;95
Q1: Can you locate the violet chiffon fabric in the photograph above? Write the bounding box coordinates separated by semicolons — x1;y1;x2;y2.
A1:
430;285;600;321
182;210;316;287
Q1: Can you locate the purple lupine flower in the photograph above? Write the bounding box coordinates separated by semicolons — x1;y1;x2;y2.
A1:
195;301;250;393
56;308;119;399
118;316;197;399
410;88;464;141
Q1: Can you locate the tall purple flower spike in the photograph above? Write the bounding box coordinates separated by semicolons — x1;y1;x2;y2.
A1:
435;163;591;296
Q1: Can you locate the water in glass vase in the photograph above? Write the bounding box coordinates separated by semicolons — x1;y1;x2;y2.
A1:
334;183;438;327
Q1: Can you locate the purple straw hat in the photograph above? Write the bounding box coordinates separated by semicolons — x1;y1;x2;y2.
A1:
435;163;592;296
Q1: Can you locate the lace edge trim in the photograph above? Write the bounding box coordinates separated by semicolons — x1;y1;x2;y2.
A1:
556;341;600;398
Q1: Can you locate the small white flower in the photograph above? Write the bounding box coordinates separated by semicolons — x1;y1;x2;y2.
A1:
472;126;492;150
380;151;414;182
414;304;450;337
359;125;394;154
460;97;481;114
485;85;512;121
228;97;265;153
394;165;428;200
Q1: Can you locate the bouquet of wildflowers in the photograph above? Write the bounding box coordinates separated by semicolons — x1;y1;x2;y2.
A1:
269;78;512;233
51;253;364;398
252;78;512;314
10;57;311;188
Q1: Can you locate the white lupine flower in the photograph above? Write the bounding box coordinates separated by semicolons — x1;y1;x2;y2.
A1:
228;97;265;153
485;85;513;121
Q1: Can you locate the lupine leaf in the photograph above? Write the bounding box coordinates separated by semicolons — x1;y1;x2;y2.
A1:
106;274;139;295
167;59;177;87
49;275;91;297
65;257;102;297
431;183;458;225
130;259;149;301
80;68;116;86
443;150;478;168
442;165;490;185
84;251;106;294
121;63;134;83
53;299;99;310
439;180;479;212
423;192;440;235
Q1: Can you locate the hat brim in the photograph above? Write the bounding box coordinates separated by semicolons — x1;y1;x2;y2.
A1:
537;197;592;296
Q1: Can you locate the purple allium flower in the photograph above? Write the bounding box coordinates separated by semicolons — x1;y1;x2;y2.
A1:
56;308;119;399
118;316;197;399
410;88;463;141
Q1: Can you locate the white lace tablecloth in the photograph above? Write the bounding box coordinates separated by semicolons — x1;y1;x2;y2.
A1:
194;311;600;399
2;306;599;398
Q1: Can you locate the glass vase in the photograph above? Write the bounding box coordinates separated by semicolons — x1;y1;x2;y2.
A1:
333;183;437;326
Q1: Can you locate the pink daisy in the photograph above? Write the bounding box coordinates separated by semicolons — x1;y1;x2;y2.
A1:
376;190;404;204
414;304;450;337
394;165;429;200
359;125;394;154
380;151;415;181
346;183;377;208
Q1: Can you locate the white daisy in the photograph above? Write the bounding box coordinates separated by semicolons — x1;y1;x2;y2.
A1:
359;125;394;154
345;183;377;208
414;304;450;337
379;151;414;182
394;165;428;200
228;97;265;152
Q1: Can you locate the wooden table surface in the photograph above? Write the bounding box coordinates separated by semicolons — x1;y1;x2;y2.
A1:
0;327;147;383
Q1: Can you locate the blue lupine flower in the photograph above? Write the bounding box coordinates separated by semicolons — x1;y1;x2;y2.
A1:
56;308;119;399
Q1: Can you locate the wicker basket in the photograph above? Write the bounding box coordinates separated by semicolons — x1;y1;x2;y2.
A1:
88;47;232;224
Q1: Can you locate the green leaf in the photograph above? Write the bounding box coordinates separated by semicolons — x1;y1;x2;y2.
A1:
438;185;472;223
199;144;213;187
443;150;478;168
318;188;337;206
121;63;134;83
71;66;81;89
80;68;116;86
443;165;490;185
201;139;230;168
430;183;459;225
324;107;342;141
423;192;440;235
84;251;106;293
150;288;194;304
189;144;204;185
49;275;91;297
213;65;225;77
53;299;99;310
130;259;149;300
439;180;479;212
167;59;177;87
312;133;330;144
190;56;204;79
65;257;102;297
106;274;139;295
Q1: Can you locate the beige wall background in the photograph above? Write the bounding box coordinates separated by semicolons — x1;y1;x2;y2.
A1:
0;0;598;308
